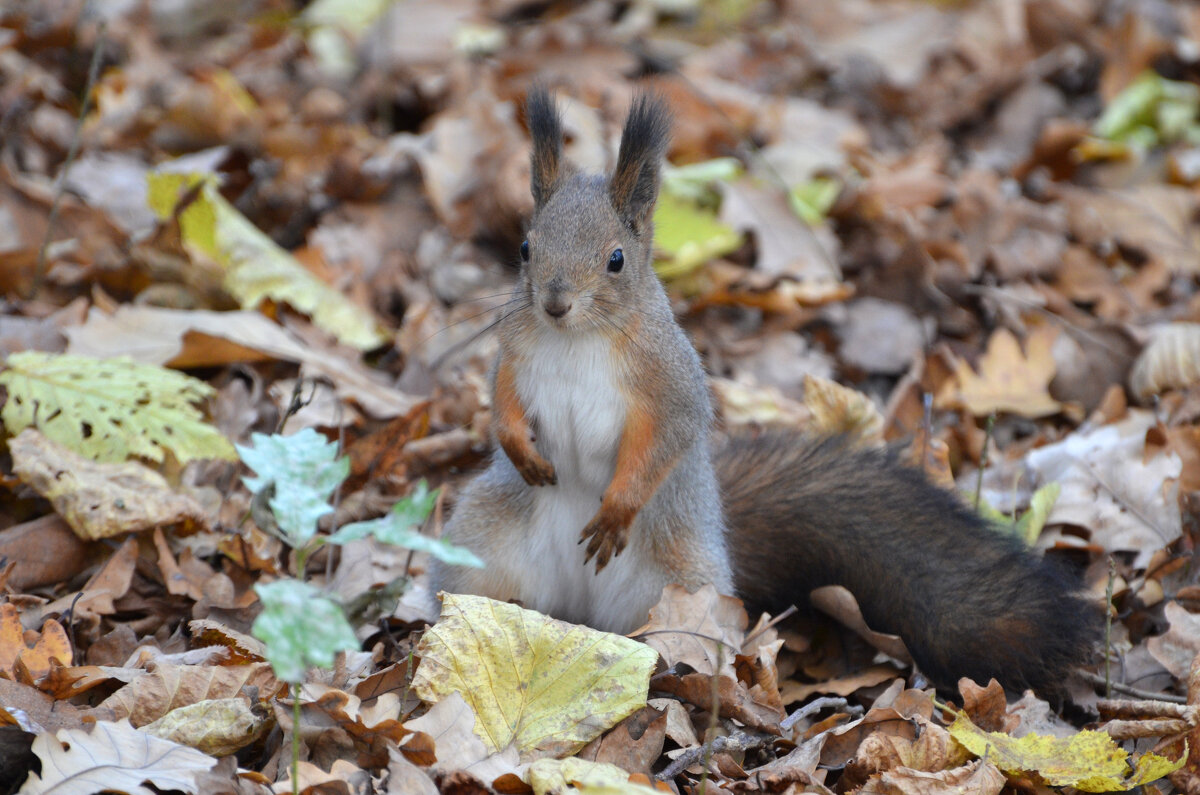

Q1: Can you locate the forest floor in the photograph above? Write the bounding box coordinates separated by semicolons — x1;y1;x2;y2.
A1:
2;0;1200;793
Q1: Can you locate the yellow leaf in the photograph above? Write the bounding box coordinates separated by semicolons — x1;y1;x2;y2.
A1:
949;711;1185;791
9;430;209;540
944;327;1062;418
412;594;659;761
147;171;387;351
527;758;659;795
142;698;268;757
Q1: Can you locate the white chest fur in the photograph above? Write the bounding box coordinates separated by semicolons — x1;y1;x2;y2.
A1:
514;332;627;493
505;332;666;631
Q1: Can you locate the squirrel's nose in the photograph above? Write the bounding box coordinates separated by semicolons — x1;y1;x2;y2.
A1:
543;298;571;318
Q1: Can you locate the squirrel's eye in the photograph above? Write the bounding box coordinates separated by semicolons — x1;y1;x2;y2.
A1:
520;240;530;262
607;248;624;273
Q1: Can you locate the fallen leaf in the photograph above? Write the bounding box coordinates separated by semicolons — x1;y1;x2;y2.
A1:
0;604;71;682
0;352;236;463
803;374;885;443
858;758;1005;795
9;430;209;540
147;171;387;351
634;584;747;677
403;691;520;782
944;327;1063;418
20;718;218;795
412;593;659;760
100;661;279;727
1130;323;1200;401
65;305;419;418
141;697;267;757
948;711;1184;791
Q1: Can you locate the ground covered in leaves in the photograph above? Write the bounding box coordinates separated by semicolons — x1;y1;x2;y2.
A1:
3;0;1200;793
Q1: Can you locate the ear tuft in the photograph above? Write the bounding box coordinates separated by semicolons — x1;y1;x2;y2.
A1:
609;92;671;233
527;85;564;207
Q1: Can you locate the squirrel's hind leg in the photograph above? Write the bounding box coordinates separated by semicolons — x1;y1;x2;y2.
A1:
427;461;535;609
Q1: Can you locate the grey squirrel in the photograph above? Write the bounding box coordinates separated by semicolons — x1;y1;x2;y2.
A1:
428;87;1098;693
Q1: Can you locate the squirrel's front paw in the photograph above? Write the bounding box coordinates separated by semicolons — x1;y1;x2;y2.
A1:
579;512;631;572
514;452;557;487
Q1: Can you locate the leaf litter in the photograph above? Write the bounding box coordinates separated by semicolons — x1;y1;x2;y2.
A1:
5;0;1200;793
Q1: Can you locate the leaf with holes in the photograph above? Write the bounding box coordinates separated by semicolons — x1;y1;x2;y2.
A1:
0;352;235;464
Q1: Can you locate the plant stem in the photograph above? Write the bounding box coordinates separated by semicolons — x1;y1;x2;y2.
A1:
292;682;301;795
31;23;106;299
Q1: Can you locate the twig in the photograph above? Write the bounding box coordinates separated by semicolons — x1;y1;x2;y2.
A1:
1078;670;1186;704
1105;557;1116;699
973;414;995;511
656;728;773;782
30;23;106;299
780;696;863;732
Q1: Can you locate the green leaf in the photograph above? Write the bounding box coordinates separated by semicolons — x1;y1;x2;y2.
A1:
653;192;742;279
1093;70;1200;148
327;481;485;567
977;481;1061;545
238;430;348;549
1016;481;1060;545
789;177;840;224
0;352;235;464
147;171;387;351
252;579;359;684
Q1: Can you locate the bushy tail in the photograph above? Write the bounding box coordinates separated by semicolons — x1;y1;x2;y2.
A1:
716;432;1100;693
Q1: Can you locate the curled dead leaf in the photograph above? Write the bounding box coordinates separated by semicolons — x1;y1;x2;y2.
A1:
1130;323;1200;401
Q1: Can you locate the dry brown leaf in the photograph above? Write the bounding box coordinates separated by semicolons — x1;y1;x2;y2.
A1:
9;429;209;541
803;374;885;443
858;758;1005;795
65;305;419;419
187;620;269;666
402;692;520;782
577;705;667;779
943;326;1063;418
1147;601;1200;681
712;376;813;429
652;666;784;733
809;585;913;665
0;514;98;591
1131;324;1200;401
100;661;280;727
0;603;71;682
634;584;747;677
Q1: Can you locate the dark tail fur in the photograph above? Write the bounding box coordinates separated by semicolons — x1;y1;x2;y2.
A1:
717;432;1099;693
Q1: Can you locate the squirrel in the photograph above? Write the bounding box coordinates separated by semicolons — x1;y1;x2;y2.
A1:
428;87;1099;694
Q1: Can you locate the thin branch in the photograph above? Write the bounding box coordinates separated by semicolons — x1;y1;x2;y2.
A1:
31;23;107;299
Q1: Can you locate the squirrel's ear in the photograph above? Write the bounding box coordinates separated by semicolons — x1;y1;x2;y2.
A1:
527;86;565;207
610;92;671;234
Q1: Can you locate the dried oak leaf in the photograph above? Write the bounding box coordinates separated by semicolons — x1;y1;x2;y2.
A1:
942;327;1062;418
0;603;70;682
20;718;217;795
634;584;747;677
100;661;279;727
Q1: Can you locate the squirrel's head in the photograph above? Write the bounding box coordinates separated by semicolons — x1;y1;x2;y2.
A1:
519;86;670;331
